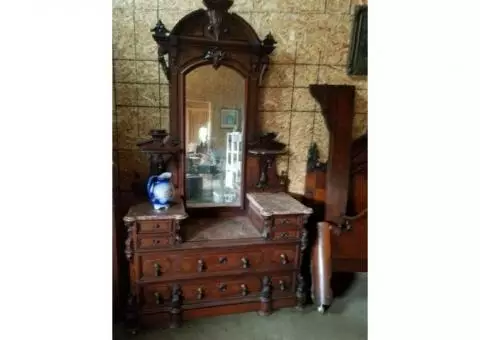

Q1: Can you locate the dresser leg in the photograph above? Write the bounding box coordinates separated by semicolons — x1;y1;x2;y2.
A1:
258;276;272;316
125;294;139;335
314;222;333;312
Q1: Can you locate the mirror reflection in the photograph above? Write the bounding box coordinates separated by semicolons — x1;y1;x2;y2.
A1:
185;65;245;207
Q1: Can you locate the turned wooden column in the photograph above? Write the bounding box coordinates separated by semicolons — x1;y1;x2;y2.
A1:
309;85;355;312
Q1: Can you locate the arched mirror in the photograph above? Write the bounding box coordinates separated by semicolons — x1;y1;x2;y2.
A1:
184;66;246;207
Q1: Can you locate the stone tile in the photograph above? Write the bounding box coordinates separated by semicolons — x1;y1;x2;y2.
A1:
115;83;137;106
259;88;293;111
137;107;168;138
287;157;307;195
158;10;191;30
168;0;202;11
114;60;137;82
135;0;157;10
292;88;316;111
294;14;330;64
318;65;367;89
259;111;291;145
321;14;353;65
251;12;301;63
312;110;330;162
113;0;133;9
134;9;158;60
294;65;318;87
137;84;160;106
326;0;352;14
160;85;170;107
116;107;139;149
262;64;294;88
113;8;135;59
289;111;314;162
352;114;367;139
231;0;254;11
136;61;159;83
355;89;368;113
254;0;326;11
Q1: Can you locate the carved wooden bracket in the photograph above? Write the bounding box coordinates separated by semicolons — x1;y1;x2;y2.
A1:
137;129;182;177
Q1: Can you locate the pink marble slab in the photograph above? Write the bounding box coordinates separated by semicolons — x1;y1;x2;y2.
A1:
184;216;261;241
246;192;313;217
123;201;188;222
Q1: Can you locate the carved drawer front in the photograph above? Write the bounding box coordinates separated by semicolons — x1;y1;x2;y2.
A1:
188;250;264;274
265;246;298;268
271;273;295;295
137;220;172;234
136;235;171;249
271;229;300;240
273;215;299;227
182;276;262;303
142;283;171;307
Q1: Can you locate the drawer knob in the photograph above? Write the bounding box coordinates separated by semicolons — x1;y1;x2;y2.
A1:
218;256;228;264
196;287;204;300
155;224;162;229
280;254;288;265
240;284;248;296
153;263;161;276
279;280;286;291
154;292;162;304
241;257;250;269
197;259;205;272
217;283;227;292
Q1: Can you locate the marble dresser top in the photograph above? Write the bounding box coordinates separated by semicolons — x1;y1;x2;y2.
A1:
123;201;188;222
246;192;313;217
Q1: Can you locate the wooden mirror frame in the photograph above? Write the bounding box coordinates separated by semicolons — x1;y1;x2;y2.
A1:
151;0;280;211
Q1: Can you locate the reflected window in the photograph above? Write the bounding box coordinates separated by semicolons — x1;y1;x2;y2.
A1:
184;66;245;207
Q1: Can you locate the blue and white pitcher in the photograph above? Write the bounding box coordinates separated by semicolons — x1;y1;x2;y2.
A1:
147;172;175;210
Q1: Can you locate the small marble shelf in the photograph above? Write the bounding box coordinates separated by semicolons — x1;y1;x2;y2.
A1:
123;201;188;222
246;192;313;217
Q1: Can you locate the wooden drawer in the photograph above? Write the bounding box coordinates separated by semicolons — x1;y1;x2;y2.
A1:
137;220;172;234
140;276;262;307
136;234;171;250
182;276;261;303
139;249;264;279
264;245;298;269
273;215;299;227
271;273;295;295
271;229;300;240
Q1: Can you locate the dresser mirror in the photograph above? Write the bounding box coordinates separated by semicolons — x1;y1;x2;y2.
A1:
184;65;245;207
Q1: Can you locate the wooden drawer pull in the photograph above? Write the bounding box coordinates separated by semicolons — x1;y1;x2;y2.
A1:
240;284;248;296
154;292;162;304
152;239;162;245
279;280;286;291
280;254;288;265
197;259;205;272
217;283;227;292
241;256;249;269
218;256;228;264
154;223;163;229
196;287;204;300
153;263;161;276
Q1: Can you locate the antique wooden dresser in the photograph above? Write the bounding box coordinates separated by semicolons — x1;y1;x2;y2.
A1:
121;0;313;332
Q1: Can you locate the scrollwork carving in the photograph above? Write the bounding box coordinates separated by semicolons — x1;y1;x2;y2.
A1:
151;20;171;82
204;47;228;69
259;276;272;316
203;0;233;41
170;284;183;328
124;219;135;261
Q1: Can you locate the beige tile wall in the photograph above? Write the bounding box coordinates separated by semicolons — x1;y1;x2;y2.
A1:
113;0;368;195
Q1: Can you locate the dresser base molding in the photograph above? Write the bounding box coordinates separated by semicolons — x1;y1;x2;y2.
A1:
138;297;297;329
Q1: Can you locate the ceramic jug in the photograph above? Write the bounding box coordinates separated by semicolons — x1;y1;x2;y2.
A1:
147;172;175;210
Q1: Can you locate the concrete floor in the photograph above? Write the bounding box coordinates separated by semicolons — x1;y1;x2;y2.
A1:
114;273;367;340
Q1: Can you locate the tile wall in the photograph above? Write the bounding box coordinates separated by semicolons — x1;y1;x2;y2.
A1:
113;0;368;196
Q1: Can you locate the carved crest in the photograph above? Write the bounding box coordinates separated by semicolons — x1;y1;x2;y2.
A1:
203;0;234;41
204;47;228;69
